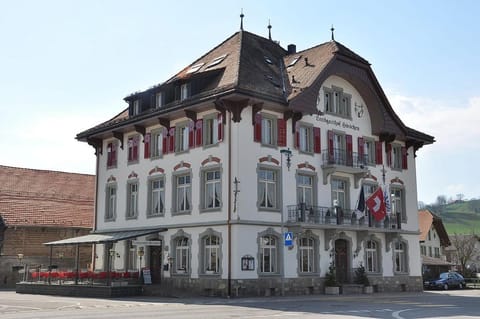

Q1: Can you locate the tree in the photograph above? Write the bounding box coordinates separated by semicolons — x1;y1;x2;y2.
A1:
456;194;465;202
450;232;480;275
436;195;447;206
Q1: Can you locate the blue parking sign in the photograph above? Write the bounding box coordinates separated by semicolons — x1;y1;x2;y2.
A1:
284;232;293;246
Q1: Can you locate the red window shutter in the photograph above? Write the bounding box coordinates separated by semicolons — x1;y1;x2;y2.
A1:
217;113;223;142
195;119;203;146
327;130;334;161
188;121;195;149
358;137;364;163
313;127;321;153
112;143;117;166
169;127;175;153
253;113;262;142
386;143;392;167
162;128;168;154
402;146;408;169
277;118;286;147
144;133;151;159
107;143;112;167
375;141;383;165
346;134;353;166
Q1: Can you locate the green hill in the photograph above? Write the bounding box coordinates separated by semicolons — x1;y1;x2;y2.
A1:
426;199;480;234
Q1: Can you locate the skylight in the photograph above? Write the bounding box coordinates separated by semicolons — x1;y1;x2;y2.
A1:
206;54;227;68
288;56;301;67
186;63;204;74
264;56;273;64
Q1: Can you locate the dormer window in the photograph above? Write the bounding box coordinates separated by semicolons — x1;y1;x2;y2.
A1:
155;92;164;108
180;83;190;101
133;100;141;115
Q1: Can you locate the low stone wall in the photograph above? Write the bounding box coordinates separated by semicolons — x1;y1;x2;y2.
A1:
16;283;143;298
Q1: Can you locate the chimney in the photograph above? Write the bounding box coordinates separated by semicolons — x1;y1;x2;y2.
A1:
287;44;296;54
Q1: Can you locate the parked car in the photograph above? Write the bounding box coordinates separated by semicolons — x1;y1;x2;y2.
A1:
424;272;466;290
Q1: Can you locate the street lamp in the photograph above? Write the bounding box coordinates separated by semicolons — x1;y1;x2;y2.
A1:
17;253;25;282
279;148;292;296
137;247;145;271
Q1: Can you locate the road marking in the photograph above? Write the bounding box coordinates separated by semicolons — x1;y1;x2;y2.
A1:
392;308;413;319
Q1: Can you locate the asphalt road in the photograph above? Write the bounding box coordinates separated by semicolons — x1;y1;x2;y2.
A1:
0;289;479;319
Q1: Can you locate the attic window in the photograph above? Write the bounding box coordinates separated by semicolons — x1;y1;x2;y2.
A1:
288;56;301;67
206;54;227;68
187;63;204;74
264;56;273;64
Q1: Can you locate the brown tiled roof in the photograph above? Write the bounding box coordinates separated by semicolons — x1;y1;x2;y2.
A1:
0;165;95;228
418;209;451;246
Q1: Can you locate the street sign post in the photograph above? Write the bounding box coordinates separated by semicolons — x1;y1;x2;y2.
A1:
284;232;293;246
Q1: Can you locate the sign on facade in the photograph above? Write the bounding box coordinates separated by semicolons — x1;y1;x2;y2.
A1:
132;240;162;246
284;232;293;246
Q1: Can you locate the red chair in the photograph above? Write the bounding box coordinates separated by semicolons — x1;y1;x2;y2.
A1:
32;271;39;281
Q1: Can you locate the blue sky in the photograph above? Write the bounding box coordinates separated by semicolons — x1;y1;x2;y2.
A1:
1;0;479;205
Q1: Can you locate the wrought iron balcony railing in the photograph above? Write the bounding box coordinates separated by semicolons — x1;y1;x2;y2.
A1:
286;203;402;230
322;148;367;169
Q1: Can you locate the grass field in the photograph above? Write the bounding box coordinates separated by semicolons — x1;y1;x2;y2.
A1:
427;200;480;234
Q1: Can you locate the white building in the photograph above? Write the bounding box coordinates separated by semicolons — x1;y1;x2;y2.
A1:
75;26;434;296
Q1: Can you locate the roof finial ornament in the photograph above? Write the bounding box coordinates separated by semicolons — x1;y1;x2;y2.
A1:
240;9;244;31
330;25;335;41
268;19;272;40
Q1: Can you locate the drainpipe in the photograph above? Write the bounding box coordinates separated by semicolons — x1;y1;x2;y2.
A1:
92;147;100;271
227;110;232;298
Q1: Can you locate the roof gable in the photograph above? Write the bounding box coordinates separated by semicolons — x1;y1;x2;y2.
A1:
418;209;451;246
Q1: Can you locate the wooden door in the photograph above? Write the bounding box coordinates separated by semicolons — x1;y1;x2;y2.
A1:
335;239;348;284
149;246;162;284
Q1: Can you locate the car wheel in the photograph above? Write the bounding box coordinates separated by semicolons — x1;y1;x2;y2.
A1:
443;284;449;290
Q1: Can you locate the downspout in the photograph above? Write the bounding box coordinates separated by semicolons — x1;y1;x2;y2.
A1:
227;110;232;298
92;147;100;271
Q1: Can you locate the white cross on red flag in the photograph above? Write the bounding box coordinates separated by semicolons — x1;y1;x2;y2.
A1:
366;187;386;221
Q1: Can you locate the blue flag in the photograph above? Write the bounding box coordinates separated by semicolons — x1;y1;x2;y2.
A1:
355;187;365;219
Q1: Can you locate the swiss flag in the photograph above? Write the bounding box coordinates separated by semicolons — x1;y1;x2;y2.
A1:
366;187;386;221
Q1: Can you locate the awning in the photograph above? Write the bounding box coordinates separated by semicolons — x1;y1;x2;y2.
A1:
422;255;452;266
44;228;166;246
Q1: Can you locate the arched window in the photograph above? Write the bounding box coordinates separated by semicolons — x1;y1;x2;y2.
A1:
365;240;379;273
175;237;190;273
260;235;277;273
394;240;408;273
203;235;220;273
299;237;315;273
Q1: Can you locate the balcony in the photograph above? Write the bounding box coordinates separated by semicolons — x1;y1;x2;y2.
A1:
286;203;402;231
321;148;368;187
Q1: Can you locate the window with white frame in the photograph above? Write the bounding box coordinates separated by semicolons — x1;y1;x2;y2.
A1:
106;141;118;168
132;99;141;115
391;186;406;222
105;183;117;221
202;169;221;210
125;240;137;270
296;174;313;207
174;237;190;273
155;92;164;108
203;114;219;146
392;144;402;169
428;246;433;257
150;129;163;158
261;115;275;146
203;235;220;274
364;139;376;165
331;177;348;209
420;245;427;256
394;240;408;273
299;236;315;273
365;240;379;273
148;177;165;217
259;235;278;273
173;173;191;213
258;168;279;210
180;83;190;101
126;181;138;218
175;123;189;153
298;125;313;153
323;86;351;118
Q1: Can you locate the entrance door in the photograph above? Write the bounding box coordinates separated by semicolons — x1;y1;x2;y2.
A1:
149;246;162;284
335;239;348;284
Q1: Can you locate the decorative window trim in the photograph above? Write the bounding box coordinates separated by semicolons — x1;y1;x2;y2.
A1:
363;235;382;274
390;184;407;223
105;182;117;222
199;164;222;213
330;175;350;209
126;179;139;220
256;164;281;212
297;230;320;275
257;228;281;276
198;228;223;276
150;128;165;159
147;174;165;218
295;169;317;207
171;169;192;215
171;230;192;276
392;238;409;275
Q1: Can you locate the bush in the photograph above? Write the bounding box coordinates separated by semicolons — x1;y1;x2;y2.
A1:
354;263;370;286
325;263;338;287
